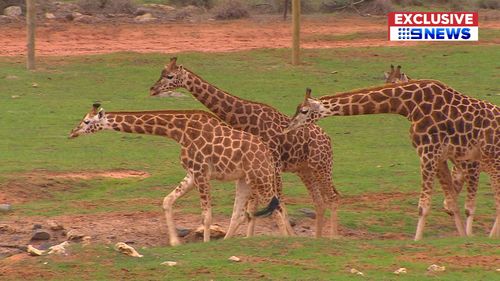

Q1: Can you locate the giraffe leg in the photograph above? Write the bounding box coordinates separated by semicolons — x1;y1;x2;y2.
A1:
443;164;464;214
489;172;499;238
461;161;480;236
245;195;258;237
312;168;340;239
225;179;252;239
436;161;466;237
297;170;327;238
415;156;438;241
162;174;195;246
193;176;212;243
273;167;295;236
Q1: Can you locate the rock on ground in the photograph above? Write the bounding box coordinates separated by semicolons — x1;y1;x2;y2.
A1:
3;6;21;17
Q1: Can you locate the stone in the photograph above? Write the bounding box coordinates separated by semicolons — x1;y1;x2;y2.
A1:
349;268;364;276
0;204;12;212
27;245;45;256
228;256;241;262
33;224;42;230
31;229;51;241
66;229;85;241
47;241;69;255
47;220;64;231
0;15;13;24
427;264;446;272
45;12;56;19
114;242;143;258
161;261;177;266
3;6;21;17
393;267;407;274
194;224;226;239
74;15;101;24
134;13;156;23
176;227;191;237
298;208;316;219
288;216;297;227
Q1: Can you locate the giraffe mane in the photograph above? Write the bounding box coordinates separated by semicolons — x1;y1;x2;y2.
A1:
182;67;289;118
106;109;222;120
319;79;449;100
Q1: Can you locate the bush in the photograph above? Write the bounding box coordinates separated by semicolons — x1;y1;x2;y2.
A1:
362;0;394;15
478;0;499;9
169;0;214;9
77;0;136;14
213;0;249;20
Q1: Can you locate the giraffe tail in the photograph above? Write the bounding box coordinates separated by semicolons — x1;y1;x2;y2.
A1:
254;196;280;217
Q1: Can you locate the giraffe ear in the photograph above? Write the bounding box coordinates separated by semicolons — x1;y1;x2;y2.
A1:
384;72;390;79
91;102;101;114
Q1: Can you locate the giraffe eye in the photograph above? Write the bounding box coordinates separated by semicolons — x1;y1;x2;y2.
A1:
166;74;174;79
83;120;90;125
300;109;309;114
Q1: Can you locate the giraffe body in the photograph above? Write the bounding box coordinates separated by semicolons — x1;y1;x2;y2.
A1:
70;106;292;246
150;58;339;238
287;80;499;240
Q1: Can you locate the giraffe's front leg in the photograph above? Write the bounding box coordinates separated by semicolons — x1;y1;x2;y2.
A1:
488;170;499;238
194;176;213;243
162;174;194;246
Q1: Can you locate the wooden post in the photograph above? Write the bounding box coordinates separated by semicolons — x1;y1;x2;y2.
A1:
291;0;300;65
26;0;35;70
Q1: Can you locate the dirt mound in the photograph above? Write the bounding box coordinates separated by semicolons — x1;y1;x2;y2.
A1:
0;169;149;204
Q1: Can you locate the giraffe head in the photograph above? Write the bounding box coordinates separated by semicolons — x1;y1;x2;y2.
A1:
69;103;107;138
150;57;185;96
284;88;323;133
384;64;411;83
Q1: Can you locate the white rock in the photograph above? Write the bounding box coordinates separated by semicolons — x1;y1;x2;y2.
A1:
427;264;446;272
67;229;86;241
134;13;157;23
350;268;364;276
48;241;69;255
393;267;407;274
45;13;56;19
4;6;22;17
161;261;178;266
144;4;176;12
47;219;64;231
228;256;241;262
114;242;143;258
27;245;45;256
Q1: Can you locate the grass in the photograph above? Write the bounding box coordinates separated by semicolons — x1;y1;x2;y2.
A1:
0;43;499;280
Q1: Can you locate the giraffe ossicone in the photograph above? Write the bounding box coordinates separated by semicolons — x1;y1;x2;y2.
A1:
70;105;293;246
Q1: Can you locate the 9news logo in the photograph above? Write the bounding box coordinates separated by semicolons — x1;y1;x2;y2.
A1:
388;12;478;41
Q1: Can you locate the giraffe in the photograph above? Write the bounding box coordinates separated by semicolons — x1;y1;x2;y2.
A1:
382;65;480;223
69;103;293;246
286;81;499;240
149;57;339;238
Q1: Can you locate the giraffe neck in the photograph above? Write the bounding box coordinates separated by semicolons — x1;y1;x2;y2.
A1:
181;68;247;125
104;111;218;146
317;80;446;120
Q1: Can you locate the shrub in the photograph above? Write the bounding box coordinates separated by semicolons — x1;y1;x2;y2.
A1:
77;0;136;14
362;0;394;15
169;0;214;9
213;0;249;20
478;0;499;9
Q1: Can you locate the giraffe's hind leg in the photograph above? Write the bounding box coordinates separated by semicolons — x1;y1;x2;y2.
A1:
245;195;258;237
437;161;466;237
489;171;499;238
311;168;340;239
225;179;252;239
415;153;439;241
297;169;327;238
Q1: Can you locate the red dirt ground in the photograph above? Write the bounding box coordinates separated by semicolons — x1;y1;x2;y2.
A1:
0;15;498;57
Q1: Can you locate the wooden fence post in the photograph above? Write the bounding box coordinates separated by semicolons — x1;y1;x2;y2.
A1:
291;0;300;65
26;0;35;70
